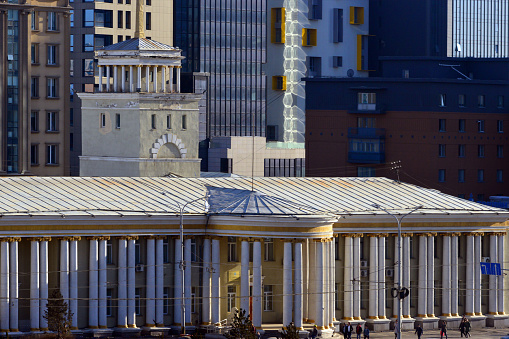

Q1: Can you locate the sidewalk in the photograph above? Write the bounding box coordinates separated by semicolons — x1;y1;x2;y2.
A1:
334;328;509;338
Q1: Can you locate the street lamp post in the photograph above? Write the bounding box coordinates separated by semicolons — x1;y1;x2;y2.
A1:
372;204;422;339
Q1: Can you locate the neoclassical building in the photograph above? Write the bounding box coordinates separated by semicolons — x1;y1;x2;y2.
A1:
0;176;507;336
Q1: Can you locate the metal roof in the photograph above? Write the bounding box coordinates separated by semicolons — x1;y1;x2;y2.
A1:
100;38;175;51
0;176;505;217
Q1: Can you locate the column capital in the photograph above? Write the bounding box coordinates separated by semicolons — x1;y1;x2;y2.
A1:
292;238;306;243
183;235;195;240
366;233;388;238
210;236;222;240
450;232;461;237
312;238;330;243
493;231;506;236
251;237;264;242
1;237;21;242
438;233;451;237
239;237;251;242
146;235;167;240
401;233;413;237
119;235;139;241
57;236;81;241
27;237;52;242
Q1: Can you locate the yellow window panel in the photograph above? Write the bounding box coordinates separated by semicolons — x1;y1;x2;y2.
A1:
350;6;364;25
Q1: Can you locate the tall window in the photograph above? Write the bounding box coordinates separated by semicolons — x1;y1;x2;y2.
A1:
263;285;273;311
459;119;465;132
458;94;465;107
227;286;236;312
458;144;465;158
182;115;187;130
46;144;58;165
47;112;58;132
497;169;503;183
477;169;484;183
478;95;485;108
31;77;39;98
438;169;446;182
163;239;169;263
264;238;274;261
106;289;112;316
106;240;113;264
478;145;485;158
166;114;172;129
191;239;197;262
146;12;151;30
31;144;39;165
498;95;504;108
439;94;446;107
458;169;465;183
125;11;131;29
47;45;57;65
438;144;446;157
439;119;446;132
498;120;504;133
83;9;94;27
135;240;141;264
47;78;58;98
151;114;156;129
497;145;504;158
47;12;58;31
333;9;343;42
308;57;322;77
478;120;485;132
163;287;169;314
309;0;322;19
31;12;39;30
227;237;237;262
31;111;39;132
31;43;39;64
271;8;285;44
135;288;141;315
115;114;120;129
118;10;123;28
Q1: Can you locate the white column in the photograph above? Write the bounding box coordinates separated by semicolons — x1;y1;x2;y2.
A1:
451;234;459;317
118;237;128;328
69;238;79;330
343;236;353;320
9;239;18;332
89;238;99;329
161;66;166;92
129;66;134;92
294;241;303;330
393;236;399;318
402;236;411;317
127;238;136;327
330;238;336;323
489;234;498;315
98;238;108;328
176;66;181;93
169;66;174;92
211;238;220;325
465;234;475;316
474;234;482;315
183;238;192;326
106;66;111;92
153;66;158;93
417;235;427;318
315;241;324;329
304;240;309;322
174;238;183;326
121;65;126;92
155;238;164;327
308;241;316;323
368;236;378;320
137;66;142;91
146;238;156;327
378;236;386;319
113;66;118;92
323;240;329;328
98;66;103;92
40;239;49;331
252;240;262;329
442;235;451;317
427;235;435;317
202;238;211;325
240;239;250;312
0;241;8;333
498;234;505;315
60;239;69;303
146;66;150;92
353;236;361;320
30;239;40;332
283;241;293;327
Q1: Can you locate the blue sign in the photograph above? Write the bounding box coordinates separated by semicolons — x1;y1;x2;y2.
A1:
480;262;501;276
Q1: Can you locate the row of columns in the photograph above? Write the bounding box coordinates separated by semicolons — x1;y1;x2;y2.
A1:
98;65;181;94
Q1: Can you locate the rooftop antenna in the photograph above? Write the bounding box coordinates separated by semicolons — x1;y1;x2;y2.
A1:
390;160;402;183
134;0;145;39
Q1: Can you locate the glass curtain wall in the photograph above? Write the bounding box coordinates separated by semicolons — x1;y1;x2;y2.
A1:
6;8;19;173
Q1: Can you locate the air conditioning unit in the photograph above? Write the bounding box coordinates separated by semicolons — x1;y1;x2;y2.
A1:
386;269;394;277
135;264;144;272
361;270;368;277
481;257;490;263
360;260;368;268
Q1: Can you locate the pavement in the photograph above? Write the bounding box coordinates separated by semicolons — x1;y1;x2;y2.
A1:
331;328;509;338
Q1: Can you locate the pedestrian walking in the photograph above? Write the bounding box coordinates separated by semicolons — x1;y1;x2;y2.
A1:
309;325;318;339
464;319;471;337
356;323;362;339
459;318;465;337
344;322;353;339
394;320;399;339
441;321;448;339
415;324;423;339
363;326;370;339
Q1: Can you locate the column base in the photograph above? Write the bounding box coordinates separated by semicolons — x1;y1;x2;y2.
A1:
391;317;415;330
486;314;509;328
170;325;196;334
84;328;114;337
439;314;462;329
465;314;487;329
414;315;439;330
317;328;334;338
141;326;172;337
114;327;142;337
365;318;391;331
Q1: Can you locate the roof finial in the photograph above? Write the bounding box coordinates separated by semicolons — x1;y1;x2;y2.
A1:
134;0;145;39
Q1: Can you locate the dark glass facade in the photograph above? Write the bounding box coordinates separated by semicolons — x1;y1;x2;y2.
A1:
6;9;19;173
174;0;267;138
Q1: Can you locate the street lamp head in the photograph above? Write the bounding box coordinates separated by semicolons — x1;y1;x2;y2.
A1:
371;203;380;209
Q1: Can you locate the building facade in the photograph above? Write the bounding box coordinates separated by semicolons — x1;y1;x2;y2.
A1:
0;0;71;176
0;176;507;335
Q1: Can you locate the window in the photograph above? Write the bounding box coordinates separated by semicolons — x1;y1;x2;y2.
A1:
182;115;187;130
302;28;317;46
264;238;274;261
498;95;504;108
94;34;113;49
438;169;446;182
477;169;484;183
498;120;504;133
100;113;106;128
349;6;364;24
308;57;321;77
308;0;322;19
47;45;58;65
458;94;465;107
478;95;485;108
163;287;169;314
70;108;74;127
118;35;123;43
439;119;446;132
31;44;39;64
95;10;113;28
31;11;39;30
458;144;465;158
31;144;39;165
126;11;131;29
151;114;156;129
70;10;74;27
459;119;465;132
333;9;343;42
439;94;446;107
357;117;376;128
106;289;112;316
146;0;151;5
163;239;169;263
272;76;286;91
497;145;503;158
70;35;74;52
31;77;39;98
47;12;58;31
358;93;376;111
478;145;485;158
166;114;172;129
458;169;465;183
83;59;94;77
70;84;74;102
497;169;503;183
263;285;273;311
146;12;151;30
333;56;343;67
118;10;123;28
478;120;485;132
47;78;58;98
135;240;141;264
335;237;340;260
357;167;375;177
47;112;58;132
31;111;39;132
227;286;236;312
438;144;446;157
46;144;58;165
135;288;141;315
115;114;120;129
191;239;197;262
270;8;285;44
83;34;94;52
83;9;94;27
227;237;237;262
106;241;113;264
220;158;233;173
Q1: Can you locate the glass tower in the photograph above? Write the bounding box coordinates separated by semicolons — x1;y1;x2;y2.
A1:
6;8;19;173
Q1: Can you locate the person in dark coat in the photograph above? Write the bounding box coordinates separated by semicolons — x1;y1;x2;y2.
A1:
415;324;423;339
440;321;448;339
344;322;353;339
459;319;465;337
464;319;471;337
356;323;362;339
363;326;370;339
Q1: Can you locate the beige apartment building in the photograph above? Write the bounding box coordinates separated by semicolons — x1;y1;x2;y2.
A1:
0;0;71;175
69;0;172;175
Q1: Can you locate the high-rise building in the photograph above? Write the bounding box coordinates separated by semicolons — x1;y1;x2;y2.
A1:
0;0;71;175
69;0;172;175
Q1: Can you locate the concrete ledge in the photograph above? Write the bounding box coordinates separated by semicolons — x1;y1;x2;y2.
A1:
414;316;439;330
113;327;142;337
84;328;114;337
366;318;391;332
486;314;509;328
466;315;487;328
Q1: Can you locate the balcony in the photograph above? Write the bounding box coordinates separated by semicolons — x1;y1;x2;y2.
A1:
348;152;385;164
349;104;385;114
348;127;385;139
348;129;385;164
